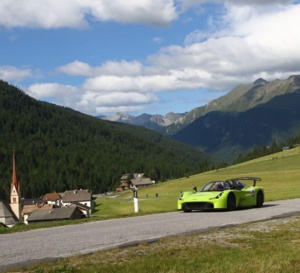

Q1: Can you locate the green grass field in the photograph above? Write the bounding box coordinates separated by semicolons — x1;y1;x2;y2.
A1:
94;146;300;218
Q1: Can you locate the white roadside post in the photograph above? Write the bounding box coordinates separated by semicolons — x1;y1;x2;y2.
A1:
132;186;139;213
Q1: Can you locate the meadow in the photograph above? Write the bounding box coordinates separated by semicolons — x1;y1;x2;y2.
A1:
3;146;300;272
94;146;300;218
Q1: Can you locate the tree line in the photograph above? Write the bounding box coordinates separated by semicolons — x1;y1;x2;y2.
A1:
234;131;300;164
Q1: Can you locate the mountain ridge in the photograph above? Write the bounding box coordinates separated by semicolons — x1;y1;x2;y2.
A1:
100;75;300;135
173;90;300;162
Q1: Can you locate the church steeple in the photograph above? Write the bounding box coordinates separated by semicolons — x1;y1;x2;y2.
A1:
11;152;20;195
10;152;22;221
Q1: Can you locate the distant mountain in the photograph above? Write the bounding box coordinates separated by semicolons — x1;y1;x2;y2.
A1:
0;80;213;199
167;75;300;134
173;90;300;162
100;75;300;135
97;75;300;163
101;112;186;133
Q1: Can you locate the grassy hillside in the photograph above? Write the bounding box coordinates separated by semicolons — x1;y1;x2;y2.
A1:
94;146;300;218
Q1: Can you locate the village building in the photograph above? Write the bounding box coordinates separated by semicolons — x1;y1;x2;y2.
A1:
116;173;155;191
42;192;62;207
0;153;93;227
0;200;18;227
116;173;131;191
22;203;54;225
130;173;155;188
0;153;22;227
61;189;93;217
27;206;84;224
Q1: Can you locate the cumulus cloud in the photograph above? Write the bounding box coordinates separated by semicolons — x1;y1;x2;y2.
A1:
26;81;160;115
0;0;87;29
149;2;300;88
75;89;159;114
56;60;144;77
0;0;177;29
225;0;294;6
28;83;80;108
4;0;300;115
79;91;159;107
86;0;178;26
0;66;32;82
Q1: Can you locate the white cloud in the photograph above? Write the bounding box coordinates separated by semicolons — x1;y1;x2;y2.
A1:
28;83;79;107
0;0;87;29
79;89;160;115
52;1;300;114
79;91;159;107
225;0;293;6
57;60;144;77
0;66;32;82
82;72;199;93
149;2;300;89
26;82;160;115
5;1;300;116
0;0;177;29
95;105;145;115
86;0;178;26
56;61;94;77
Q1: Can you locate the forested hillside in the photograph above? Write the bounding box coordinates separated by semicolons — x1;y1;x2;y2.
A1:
173;91;300;162
0;81;213;199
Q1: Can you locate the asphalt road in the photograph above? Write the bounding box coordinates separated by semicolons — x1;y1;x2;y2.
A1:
1;198;300;272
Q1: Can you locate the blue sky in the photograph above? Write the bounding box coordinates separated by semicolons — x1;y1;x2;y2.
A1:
1;0;300;117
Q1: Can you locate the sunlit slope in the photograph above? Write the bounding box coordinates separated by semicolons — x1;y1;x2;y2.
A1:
95;146;300;217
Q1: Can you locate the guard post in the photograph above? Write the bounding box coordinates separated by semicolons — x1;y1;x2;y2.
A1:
132;185;139;213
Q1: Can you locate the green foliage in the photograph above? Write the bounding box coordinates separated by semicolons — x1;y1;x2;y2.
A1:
234;130;300;164
0;80;212;199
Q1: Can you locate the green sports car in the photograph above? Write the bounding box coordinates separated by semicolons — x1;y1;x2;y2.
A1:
178;177;264;212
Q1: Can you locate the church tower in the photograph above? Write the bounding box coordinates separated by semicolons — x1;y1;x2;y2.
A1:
10;152;22;221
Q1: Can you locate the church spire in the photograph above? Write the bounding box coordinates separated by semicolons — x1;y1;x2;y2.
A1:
10;152;22;221
11;152;20;194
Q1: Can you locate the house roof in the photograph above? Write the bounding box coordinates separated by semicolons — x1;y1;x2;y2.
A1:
22;198;44;206
27;206;82;222
22;204;53;214
62;189;92;202
0;201;18;226
71;201;91;211
130;177;154;186
120;174;130;180
133;173;145;179
42;192;61;201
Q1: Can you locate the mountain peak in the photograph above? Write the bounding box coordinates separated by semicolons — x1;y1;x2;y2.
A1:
253;78;268;85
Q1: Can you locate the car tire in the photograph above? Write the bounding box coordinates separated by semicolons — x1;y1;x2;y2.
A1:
256;191;264;208
227;193;236;211
183;204;192;212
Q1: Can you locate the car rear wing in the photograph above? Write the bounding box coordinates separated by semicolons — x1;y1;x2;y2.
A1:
230;177;261;187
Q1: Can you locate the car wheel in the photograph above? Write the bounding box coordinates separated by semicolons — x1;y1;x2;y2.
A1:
227;193;236;211
183;204;192;212
256;191;264;208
